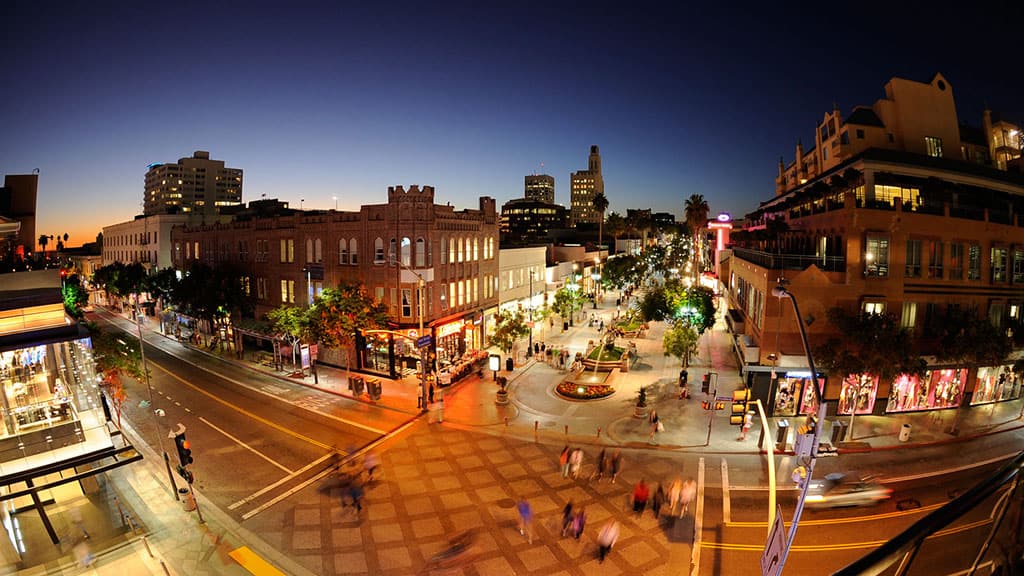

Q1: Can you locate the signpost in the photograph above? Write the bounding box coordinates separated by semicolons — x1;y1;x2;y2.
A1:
416;335;433;349
762;505;786;576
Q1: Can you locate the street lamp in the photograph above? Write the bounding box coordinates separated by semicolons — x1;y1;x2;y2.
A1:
771;284;827;573
332;195;338;210
527;269;534;357
391;257;429;412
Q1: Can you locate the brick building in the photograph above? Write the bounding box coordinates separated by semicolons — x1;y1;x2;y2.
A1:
170;186;499;380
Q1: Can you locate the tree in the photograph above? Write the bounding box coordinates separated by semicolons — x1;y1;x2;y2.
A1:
86;323;144;430
267;304;312;367
663;321;700;367
593;193;610;250
175;262;253;331
936;306;1012;368
601;254;644;290
638;287;672;322
553;286;585;328
605;212;626;253
671;284;716;334
145;267;180;311
684;194;710;278
62;273;90;319
38;234;50;258
814;308;925;383
307;283;390;376
489;309;530;354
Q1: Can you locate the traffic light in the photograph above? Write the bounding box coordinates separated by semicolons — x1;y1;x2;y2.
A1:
701;400;710;410
701;373;711;394
730;388;751;425
176;464;194;484
174;433;193;466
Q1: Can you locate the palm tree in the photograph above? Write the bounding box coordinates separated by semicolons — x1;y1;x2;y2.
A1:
592;192;609;250
684;194;710;278
38;234;50;259
605;212;626;254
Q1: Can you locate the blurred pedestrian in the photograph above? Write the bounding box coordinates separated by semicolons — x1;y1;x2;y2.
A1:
561;501;575;537
516;498;534;543
680;477;697;517
668;477;682;515
572;506;586;540
632;478;649;516
363;452;380;481
348;479;365;513
560;446;571;478
738;410;753;441
610;450;622;483
591;448;607;482
648;410;661;442
652;483;666;518
569;448;583;479
598;519;620;563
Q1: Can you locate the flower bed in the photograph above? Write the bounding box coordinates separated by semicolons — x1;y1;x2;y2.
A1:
587;346;624;362
556;381;615;400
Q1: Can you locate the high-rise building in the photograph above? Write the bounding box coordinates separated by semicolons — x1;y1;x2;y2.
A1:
570;145;604;227
500;198;568;245
0;173;37;259
524;174;555;204
144;151;243;217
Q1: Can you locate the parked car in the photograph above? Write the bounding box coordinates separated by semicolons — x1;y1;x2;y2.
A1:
805;473;892;509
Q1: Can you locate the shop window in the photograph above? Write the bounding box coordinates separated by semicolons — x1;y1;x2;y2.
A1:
887;369;964;412
900;302;917;329
905;239;922;278
991;246;1008;283
374;238;384;263
415;238;425;267
927;241;943;279
838;374;879;414
968;243;982;280
950;243;964;279
971;365;1022;405
865;234;889;277
350;238;358;264
1013;249;1024;284
339;239;348;264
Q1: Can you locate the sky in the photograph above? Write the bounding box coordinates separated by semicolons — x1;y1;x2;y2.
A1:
4;1;1024;248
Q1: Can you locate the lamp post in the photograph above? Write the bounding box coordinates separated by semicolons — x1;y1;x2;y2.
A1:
392;257;429;412
332;195;338;210
527;269;534;357
771;284;827;573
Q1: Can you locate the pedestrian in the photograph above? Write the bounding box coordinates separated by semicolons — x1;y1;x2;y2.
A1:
516;498;534;543
347;479;365;513
540;342;546;354
572;506;586;540
591;448;607;481
668;477;682;515
680;477;697;517
599;319;604;332
561;501;575;537
648;410;661;442
569;447;584;479
610;450;622;483
597;519;620;563
534;342;540;356
560;446;571;478
416;383;423;409
652;483;666;518
739;410;753;441
363;452;380;481
632;478;649;516
69;507;90;540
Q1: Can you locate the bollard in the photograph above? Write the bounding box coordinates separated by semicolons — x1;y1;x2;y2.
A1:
596;427;602;438
161;560;171;576
143;536;154;558
534;420;539;443
564;425;569;437
504;416;509;428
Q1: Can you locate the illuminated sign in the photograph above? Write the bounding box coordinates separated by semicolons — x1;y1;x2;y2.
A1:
437;322;463;338
717;213;731;222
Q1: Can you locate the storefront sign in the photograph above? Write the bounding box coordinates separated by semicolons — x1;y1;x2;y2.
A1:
437;321;464;338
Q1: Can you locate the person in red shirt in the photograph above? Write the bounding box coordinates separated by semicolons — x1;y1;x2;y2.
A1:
632;478;649;516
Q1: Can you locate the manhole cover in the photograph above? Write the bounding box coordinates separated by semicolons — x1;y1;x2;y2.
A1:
496;498;516;509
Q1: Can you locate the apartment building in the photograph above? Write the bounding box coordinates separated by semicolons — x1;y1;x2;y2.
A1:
144;150;243;217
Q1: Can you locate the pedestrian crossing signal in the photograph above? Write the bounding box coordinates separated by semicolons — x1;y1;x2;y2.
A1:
701;373;711;394
730;389;750;425
701;400;710;410
715;402;725;411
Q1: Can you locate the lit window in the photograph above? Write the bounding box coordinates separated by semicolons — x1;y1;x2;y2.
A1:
925;136;943;158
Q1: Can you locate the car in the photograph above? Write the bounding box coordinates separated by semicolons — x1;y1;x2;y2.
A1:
805;473;892;509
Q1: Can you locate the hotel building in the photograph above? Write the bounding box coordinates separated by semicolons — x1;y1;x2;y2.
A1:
569;145;604;227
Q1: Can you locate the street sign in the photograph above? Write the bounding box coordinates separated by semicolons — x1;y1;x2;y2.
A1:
714;396;731;402
762;505;786;576
416;335;433;349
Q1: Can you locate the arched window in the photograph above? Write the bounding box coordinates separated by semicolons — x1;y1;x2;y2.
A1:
306;238;314;263
401;237;412;267
389;238;397;264
473;238;479;261
350;238;358;264
314;238;322;263
440;236;447;264
374;237;384;263
449;238;456;263
339;238;348;264
415;238;425;267
458;237;464;262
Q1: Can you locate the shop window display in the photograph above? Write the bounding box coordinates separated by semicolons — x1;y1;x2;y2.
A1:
886;369;964;413
772;374;824;417
838;374;879;415
971;365;1022;405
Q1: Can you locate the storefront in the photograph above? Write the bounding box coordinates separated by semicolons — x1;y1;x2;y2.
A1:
357;330;419;380
838;374;879;415
971;365;1022;405
356;313;486;382
771;372;825;417
1;338;111;463
886;369;965;413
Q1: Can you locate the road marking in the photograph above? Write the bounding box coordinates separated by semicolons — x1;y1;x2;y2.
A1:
703;518;991;552
228;545;286;576
229;452;336;510
728;502;945;527
721;458;731;524
200;416;293;474
689;457;704;576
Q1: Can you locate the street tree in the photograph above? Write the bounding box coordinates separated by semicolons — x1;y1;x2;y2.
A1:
175;262;253;336
593;192;610;250
684;194;710;278
814;308;925;383
553;286;585;329
61;273;90;319
145;267;180;311
605;212;626;253
663;320;700;367
489;309;530;354
638;287;672;322
306;283;390;376
267;304;312;367
936;306;1012;368
87;324;144;430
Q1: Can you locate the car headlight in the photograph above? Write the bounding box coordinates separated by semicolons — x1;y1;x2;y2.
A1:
805;495;825;503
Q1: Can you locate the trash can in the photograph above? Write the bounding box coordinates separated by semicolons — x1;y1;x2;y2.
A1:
353;378;364;396
179;488;196;512
563;321;569;331
899;423;911;442
830;420;847;445
505;357;514;372
776;420;790;451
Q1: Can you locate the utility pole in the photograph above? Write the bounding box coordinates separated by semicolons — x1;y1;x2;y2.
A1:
392;256;430;412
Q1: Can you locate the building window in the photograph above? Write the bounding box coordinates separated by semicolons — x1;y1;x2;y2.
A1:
968;243;982;280
840;131;849;145
865;235;889;277
441;236;447;263
905;239;922;278
950;243;964;279
458;281;464;306
863;300;886;315
339;238;348;264
389;238;397;263
900;301;917;330
315;238;322;263
257;277;267;300
401;237;411;267
990;300;1006;329
458;238;464;262
449;238;456;263
374;237;384;263
887;133;895;143
1013;249;1024;284
992;246;1008;283
280;279;295;303
401;289;412;317
473;238;479;261
925;136;943;158
927;240;943;279
306;238;313;263
450;283;456;309
415;238;425;267
473;277;478;303
350;238;358;264
375;286;384;302
856;129;865;139
280;239;294;263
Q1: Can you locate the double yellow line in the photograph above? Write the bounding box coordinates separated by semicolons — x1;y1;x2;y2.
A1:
726;502;945;528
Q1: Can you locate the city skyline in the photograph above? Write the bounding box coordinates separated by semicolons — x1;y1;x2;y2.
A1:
5;2;1024;247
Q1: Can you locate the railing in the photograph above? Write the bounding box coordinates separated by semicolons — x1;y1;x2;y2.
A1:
731;247;846;272
834;450;1024;576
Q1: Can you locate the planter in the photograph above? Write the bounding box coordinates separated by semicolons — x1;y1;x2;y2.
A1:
495;389;510;405
633;404;650;418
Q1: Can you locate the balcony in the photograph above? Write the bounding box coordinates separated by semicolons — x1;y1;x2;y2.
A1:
731;247;846;272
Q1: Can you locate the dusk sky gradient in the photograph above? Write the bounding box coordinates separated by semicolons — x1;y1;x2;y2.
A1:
4;1;1023;247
